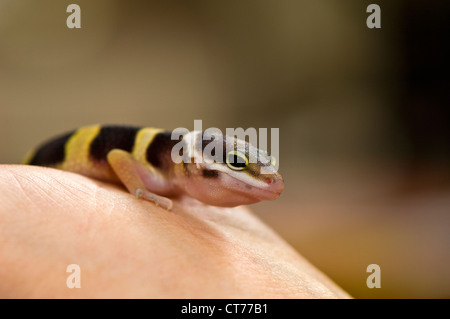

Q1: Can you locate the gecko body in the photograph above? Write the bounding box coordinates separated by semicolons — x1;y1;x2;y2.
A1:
23;124;284;210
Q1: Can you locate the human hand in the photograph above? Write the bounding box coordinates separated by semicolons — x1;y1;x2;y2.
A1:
0;165;349;298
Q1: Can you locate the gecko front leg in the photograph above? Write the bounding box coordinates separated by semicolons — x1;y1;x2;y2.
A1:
107;149;174;210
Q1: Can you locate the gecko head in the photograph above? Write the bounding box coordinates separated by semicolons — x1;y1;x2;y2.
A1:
177;131;284;207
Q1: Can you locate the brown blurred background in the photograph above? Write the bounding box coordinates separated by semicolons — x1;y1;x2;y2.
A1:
1;0;449;298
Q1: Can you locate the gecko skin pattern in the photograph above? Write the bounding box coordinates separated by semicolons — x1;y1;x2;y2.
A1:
23;124;284;210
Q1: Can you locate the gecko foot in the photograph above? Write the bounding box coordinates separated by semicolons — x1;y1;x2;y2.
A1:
135;189;173;211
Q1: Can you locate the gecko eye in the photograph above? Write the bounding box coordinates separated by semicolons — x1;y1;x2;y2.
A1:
226;151;248;170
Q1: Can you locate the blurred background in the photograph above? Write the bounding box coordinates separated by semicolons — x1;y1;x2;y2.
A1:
1;0;449;298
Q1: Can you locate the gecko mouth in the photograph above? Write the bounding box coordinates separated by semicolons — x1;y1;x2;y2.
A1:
250;185;283;200
227;176;284;201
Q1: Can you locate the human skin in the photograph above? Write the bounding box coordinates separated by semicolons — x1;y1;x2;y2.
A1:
0;165;350;298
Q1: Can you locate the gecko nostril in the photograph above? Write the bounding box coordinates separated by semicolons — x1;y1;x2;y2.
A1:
265;177;273;184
